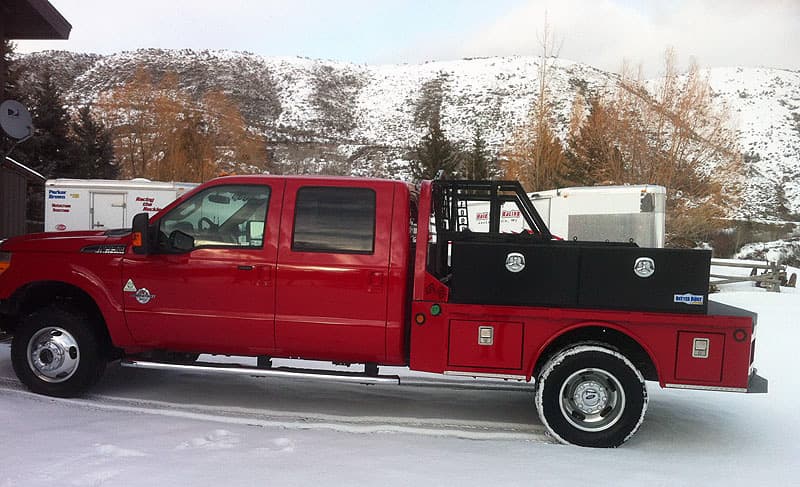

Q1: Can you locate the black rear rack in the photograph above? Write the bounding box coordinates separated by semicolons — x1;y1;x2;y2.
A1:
431;180;552;241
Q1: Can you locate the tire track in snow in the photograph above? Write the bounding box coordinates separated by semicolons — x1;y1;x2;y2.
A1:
0;377;550;442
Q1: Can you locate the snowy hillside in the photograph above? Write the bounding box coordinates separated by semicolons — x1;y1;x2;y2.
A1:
13;49;800;219
706;67;800;219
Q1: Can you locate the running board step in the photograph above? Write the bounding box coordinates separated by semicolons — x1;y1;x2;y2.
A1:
120;359;401;385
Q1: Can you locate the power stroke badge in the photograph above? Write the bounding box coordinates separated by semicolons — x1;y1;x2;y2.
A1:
123;279;156;304
134;288;156;304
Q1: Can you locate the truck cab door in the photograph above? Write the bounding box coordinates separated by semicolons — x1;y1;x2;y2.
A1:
274;180;393;363
121;182;282;355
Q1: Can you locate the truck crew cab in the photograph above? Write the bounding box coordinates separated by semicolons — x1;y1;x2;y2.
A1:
0;176;767;447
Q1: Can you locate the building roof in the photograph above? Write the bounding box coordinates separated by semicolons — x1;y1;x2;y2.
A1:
2;156;45;181
1;0;71;39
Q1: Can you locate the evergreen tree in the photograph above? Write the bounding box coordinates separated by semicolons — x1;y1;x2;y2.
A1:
1;40;25;156
409;119;460;182
70;105;117;179
2;40;17;99
12;73;71;177
408;72;461;181
463;127;494;180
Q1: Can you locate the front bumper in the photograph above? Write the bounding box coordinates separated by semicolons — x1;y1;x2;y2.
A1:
747;369;768;394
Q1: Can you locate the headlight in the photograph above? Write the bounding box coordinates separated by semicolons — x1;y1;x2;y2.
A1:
0;251;11;275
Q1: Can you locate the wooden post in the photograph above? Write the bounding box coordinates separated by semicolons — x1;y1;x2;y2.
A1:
770;261;781;293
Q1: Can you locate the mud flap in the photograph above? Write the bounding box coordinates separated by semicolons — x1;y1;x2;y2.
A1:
747;369;768;394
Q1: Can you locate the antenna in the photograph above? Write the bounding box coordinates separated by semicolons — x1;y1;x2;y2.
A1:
1;99;35;159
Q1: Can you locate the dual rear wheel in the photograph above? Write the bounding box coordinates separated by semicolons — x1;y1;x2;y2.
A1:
535;344;648;448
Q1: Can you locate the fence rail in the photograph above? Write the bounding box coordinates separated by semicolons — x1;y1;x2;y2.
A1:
710;258;792;292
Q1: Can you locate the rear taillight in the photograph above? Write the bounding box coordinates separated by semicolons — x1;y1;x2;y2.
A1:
0;251;11;275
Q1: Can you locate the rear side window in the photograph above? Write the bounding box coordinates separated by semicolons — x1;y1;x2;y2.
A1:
293;187;376;254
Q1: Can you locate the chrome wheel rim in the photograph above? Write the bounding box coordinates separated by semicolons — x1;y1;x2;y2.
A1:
26;327;80;383
559;368;625;432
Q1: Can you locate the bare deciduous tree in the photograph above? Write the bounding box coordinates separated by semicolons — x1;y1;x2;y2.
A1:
96;66;266;182
567;49;743;242
502;14;569;191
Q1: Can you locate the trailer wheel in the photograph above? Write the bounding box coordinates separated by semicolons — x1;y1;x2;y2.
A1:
11;306;106;398
535;344;648;447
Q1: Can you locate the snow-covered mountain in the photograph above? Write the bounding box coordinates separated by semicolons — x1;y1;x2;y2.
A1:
13;49;800;220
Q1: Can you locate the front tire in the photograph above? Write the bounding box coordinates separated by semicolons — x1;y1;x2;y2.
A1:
11;306;107;397
535;344;648;447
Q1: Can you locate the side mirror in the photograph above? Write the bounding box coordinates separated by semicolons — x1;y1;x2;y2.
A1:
131;212;152;255
169;230;195;252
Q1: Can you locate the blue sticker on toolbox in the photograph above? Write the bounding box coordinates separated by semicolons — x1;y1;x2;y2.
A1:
674;293;704;305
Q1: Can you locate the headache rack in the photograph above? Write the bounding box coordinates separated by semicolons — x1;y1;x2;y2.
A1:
431;180;552;241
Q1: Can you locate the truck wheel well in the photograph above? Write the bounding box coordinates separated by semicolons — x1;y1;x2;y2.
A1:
10;281;115;356
534;326;658;382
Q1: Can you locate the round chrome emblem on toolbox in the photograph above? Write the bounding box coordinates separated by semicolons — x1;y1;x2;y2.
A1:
633;257;655;278
505;252;526;273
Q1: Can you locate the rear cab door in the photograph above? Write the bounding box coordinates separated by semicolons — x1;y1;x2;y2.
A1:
274;179;394;363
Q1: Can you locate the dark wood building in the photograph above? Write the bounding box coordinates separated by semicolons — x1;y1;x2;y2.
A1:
1;0;70;239
1;156;44;238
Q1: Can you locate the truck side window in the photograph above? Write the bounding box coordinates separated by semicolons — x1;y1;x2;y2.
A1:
158;185;270;249
292;187;375;254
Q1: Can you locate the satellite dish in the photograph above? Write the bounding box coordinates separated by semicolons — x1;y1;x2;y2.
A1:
0;100;34;140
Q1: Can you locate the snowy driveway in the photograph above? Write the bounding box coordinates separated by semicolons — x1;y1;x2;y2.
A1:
1;290;798;486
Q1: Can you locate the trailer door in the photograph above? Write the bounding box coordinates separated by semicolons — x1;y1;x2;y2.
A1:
91;192;126;229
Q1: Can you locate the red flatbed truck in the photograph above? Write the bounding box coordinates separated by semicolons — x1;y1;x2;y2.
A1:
0;176;767;447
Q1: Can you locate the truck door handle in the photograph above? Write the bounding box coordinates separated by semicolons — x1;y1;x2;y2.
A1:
237;265;254;271
368;271;385;293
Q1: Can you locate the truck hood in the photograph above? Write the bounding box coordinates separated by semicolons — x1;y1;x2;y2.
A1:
0;229;132;253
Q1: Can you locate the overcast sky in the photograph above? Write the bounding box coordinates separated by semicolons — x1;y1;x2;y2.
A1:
14;0;800;75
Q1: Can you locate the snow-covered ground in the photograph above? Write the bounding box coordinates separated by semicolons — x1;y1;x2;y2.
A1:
1;277;798;486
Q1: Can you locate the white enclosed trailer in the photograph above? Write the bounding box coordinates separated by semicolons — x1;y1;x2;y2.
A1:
463;184;666;248
530;185;666;248
44;179;197;232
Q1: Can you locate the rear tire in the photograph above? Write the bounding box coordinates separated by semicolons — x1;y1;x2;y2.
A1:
11;306;107;398
535;344;648;447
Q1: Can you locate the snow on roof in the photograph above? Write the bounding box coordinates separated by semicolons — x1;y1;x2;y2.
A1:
1;157;45;181
45;178;197;191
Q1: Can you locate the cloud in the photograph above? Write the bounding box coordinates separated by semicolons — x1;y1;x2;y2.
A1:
14;0;799;74
460;0;800;75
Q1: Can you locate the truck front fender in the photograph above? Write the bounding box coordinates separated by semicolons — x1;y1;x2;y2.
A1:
3;253;132;348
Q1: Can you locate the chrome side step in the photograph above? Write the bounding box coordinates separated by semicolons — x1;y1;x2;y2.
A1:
120;359;401;385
